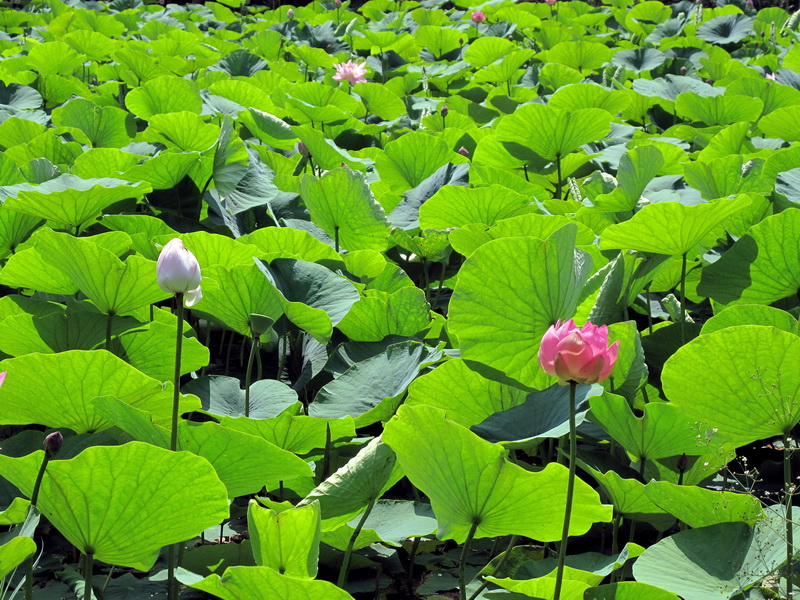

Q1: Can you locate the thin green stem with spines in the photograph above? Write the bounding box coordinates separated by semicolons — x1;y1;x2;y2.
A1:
553;382;578;600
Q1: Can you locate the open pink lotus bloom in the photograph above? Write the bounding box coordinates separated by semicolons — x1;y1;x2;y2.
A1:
538;319;620;385
332;60;367;84
471;10;486;22
157;238;203;308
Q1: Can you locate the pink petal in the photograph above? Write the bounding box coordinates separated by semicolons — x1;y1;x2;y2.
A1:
183;286;203;308
596;340;620;382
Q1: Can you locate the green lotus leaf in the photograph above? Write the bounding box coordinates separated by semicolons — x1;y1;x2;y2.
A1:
0;245;79;294
633;508;798;600
496;103;612;162
336;287;431;342
184;376;299;421
248;499;320;578
71;148;140;179
489;575;590;599
125;75;203;120
612;48;667;73
419;184;531;230
0;536;36;580
123;150;205;191
550;83;632;114
374;132;453;194
0;349;198;433
51;98;135;149
240;227;340;263
696;13;754;45
352;82;406;121
405;358;528;427
675;92;763;127
2;175;151;231
187;566;356;600
663;325;800;445
143;111;220;152
697;209;800;305
545;40;613;75
581;466;673;529
101;214;178;259
222;412;355;455
300;168;389;252
310;341;439;427
285;82;364;124
759;105;800;141
701;305;799;335
643;481;763;528
589;391;706;462
414;25;462;59
62;29;118;62
684;155;771;200
355;500;437;547
35;229;169;316
449;225;592;389
0;443;229;570
464;37;515;69
26;41;84;76
384;404;612;543
599;195;751;255
298;436;402;528
585;582;680;600
593;145;664;212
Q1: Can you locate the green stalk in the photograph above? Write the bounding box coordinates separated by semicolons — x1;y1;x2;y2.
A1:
338;498;376;589
244;335;257;417
334;226;340;253
556;153;562;201
786;431;794;600
468;535;518;600
84;554;93;600
459;520;480;600
26;443;56;599
168;297;184;600
679;253;687;345
170;297;185;452
105;312;114;352
644;283;653;335
553;382;578;600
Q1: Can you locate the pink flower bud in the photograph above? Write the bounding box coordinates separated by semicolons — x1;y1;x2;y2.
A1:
156;239;202;307
457;146;469;157
546;0;557;5
0;372;6;387
471;11;486;23
745;0;754;8
44;431;63;457
440;104;449;117
538;319;619;385
335;0;342;7
287;8;294;19
680;66;687;74
295;140;309;156
766;72;776;80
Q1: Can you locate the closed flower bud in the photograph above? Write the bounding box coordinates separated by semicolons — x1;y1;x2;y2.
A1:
471;10;486;22
457;146;469;157
156;239;203;308
295;140;310;156
441;105;449;117
538;319;620;385
680;65;687;74
677;453;688;473
44;431;63;457
335;0;342;7
287;8;294;19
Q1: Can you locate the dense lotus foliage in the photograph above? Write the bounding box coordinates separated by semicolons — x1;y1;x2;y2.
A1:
0;0;798;598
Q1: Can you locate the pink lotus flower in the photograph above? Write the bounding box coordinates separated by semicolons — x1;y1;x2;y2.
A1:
0;372;6;387
471;11;486;22
157;238;202;307
332;60;367;84
766;72;776;80
538;319;619;385
545;0;557;6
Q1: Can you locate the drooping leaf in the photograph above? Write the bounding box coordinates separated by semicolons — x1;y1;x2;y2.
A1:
248;500;320;578
187;566;356;600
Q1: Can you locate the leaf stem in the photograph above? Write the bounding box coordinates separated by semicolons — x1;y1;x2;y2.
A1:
105;312;114;352
460;519;480;600
556;153;562;201
84;553;93;600
338;498;376;589
244;335;257;417
170;297;185;452
786;430;794;600
468;535;518;600
679;253;687;345
554;381;578;600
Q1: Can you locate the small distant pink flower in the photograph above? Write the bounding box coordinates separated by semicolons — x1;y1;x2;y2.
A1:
332;60;367;84
457;146;469;157
766;72;776;80
471;11;486;22
545;0;557;6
